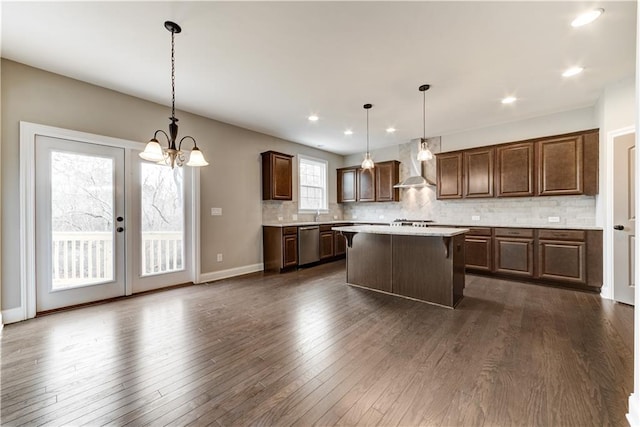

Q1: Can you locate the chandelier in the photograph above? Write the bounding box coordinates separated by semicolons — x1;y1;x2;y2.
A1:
140;21;209;169
416;84;434;162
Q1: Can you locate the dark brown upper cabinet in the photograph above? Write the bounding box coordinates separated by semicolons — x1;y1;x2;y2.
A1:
495;142;535;197
464;148;494;198
337;161;400;203
358;168;376;202
261;151;293;201
375;161;400;202
436;129;598;200
437;152;463;199
537;131;599;196
337;168;358;203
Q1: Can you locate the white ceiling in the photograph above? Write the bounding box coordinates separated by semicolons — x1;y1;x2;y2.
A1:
1;1;636;155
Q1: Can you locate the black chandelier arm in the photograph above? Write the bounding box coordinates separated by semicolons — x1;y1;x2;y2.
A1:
153;129;171;145
178;135;198;151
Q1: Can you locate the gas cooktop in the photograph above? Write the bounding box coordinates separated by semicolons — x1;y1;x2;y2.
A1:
391;219;434;227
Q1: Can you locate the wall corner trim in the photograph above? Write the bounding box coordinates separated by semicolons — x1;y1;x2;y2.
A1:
198;263;264;284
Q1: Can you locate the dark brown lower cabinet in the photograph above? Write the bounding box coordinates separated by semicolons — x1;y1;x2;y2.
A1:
263;226;298;272
537;240;586;284
334;231;346;256
493;228;535;277
463;226;601;292
464;227;493;272
320;230;334;260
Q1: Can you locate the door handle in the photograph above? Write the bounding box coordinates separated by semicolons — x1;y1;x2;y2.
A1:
116;227;124;233
614;225;625;230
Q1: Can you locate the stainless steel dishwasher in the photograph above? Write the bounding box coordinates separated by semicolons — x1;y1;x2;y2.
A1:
298;226;320;266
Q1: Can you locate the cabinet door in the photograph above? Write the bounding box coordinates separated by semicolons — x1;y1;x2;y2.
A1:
537;135;583;196
262;151;293;200
494;237;534;277
283;235;298;268
496;142;535;197
358;168;376;202
334;231;346;256
465;236;493;271
538;240;586;284
436;152;463;199
464;148;494;198
375;161;400;202
337;168;357;203
319;231;334;259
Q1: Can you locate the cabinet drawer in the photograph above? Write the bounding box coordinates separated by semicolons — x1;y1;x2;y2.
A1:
283;227;298;236
466;227;492;236
538;229;585;241
495;228;534;238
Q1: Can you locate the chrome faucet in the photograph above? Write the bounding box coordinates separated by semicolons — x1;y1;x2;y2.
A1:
314;209;320;222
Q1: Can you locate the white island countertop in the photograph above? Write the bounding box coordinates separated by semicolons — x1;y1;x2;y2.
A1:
332;225;468;237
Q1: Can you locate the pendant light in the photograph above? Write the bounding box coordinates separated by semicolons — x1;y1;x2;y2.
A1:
361;103;374;169
140;21;209;169
416;84;434;162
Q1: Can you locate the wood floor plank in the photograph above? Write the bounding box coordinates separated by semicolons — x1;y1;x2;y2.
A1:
0;262;633;427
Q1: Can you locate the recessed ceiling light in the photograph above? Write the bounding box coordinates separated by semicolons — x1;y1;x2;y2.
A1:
386;127;396;133
308;115;319;122
571;9;604;27
501;96;517;104
562;66;584;77
344;129;353;135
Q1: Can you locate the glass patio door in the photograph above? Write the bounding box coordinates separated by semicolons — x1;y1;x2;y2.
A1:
35;135;126;312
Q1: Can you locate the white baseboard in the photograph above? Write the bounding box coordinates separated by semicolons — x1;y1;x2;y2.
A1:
2;307;25;325
198;263;264;284
628;393;640;426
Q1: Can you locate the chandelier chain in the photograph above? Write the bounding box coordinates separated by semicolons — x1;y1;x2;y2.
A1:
171;29;176;120
366;108;369;152
422;89;426;139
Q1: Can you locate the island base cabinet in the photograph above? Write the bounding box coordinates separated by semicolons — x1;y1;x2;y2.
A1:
392;234;465;307
346;233;392;292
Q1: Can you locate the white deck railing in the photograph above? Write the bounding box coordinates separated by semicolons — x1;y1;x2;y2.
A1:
52;231;183;287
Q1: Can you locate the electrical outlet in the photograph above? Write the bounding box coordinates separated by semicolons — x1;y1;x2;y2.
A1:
333;215;338;220
292;214;298;220
217;253;223;262
210;207;222;216
352;215;358;219
379;215;385;219
277;216;283;221
472;215;480;221
548;216;560;223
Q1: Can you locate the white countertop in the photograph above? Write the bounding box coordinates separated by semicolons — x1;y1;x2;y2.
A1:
332;225;468;237
262;221;601;230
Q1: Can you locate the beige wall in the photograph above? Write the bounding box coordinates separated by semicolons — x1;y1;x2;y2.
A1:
1;59;344;310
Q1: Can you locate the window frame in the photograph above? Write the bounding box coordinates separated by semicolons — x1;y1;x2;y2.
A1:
297;154;329;213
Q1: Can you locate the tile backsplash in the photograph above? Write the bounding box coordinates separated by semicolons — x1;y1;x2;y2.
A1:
262;201;343;223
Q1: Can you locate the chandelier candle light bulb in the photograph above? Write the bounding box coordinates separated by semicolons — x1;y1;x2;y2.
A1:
140;21;208;169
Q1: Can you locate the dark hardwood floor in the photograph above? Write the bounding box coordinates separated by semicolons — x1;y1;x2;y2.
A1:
0;260;633;426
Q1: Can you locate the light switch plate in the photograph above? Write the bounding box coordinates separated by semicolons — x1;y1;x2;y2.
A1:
548;216;560;223
211;207;222;216
217;253;223;262
292;214;298;220
472;215;480;221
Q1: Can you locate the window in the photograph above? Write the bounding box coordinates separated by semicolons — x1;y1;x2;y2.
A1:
298;155;328;211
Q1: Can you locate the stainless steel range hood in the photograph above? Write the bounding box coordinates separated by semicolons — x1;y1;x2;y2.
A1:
394;138;436;188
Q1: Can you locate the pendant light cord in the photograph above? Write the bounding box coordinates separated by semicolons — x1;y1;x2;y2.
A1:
366;108;370;153
422;89;426;140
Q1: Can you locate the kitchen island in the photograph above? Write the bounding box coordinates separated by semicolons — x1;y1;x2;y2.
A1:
332;225;468;308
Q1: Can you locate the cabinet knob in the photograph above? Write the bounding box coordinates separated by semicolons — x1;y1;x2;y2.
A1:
614;225;625;230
